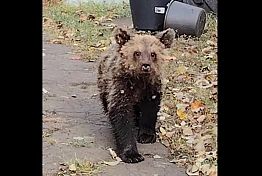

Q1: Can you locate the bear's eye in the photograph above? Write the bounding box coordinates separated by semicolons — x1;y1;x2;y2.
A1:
134;51;141;58
151;52;156;59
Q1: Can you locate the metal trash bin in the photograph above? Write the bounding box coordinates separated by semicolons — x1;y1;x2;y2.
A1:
164;0;206;37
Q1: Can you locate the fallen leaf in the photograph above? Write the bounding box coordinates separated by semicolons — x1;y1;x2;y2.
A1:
191;164;199;172
159;127;166;135
186;165;199;176
197;115;206;123
159;115;165;121
103;160;121;166
71;56;81;60
166;131;176;138
195;78;210;88
161;140;170;147
58;36;64;39
180;121;186;126
206;40;217;47
200;164;210;174
205;52;216;59
208;165;217;176
175;92;184;100
182;127;193;136
79;14;88;22
191;100;204;112
164;56;177;61
213;127;217;136
162;78;169;85
108;148;118;160
69;164;76;171
43;88;49;94
181;52;191;58
176;103;189;111
209;171;217;176
51;39;62;44
153;155;162;159
202;46;213;54
186;136;195;144
177;109;187;120
194;139;205;152
170;158;187;163
176;65;188;75
73;137;84;140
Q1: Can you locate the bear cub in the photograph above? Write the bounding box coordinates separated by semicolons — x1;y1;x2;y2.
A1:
97;27;175;163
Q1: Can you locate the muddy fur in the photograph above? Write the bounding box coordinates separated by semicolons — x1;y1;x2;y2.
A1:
97;27;175;163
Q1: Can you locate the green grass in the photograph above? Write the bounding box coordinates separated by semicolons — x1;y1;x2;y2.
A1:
57;158;102;176
43;1;131;60
158;14;217;175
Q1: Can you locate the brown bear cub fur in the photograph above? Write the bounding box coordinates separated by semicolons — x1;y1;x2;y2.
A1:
97;28;175;163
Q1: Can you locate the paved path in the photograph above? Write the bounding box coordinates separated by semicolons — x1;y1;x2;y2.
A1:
43;29;186;176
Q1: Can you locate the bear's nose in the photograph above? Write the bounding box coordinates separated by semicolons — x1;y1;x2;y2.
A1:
141;64;151;72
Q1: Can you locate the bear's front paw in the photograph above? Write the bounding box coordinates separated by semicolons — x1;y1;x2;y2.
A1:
119;149;144;163
137;132;156;144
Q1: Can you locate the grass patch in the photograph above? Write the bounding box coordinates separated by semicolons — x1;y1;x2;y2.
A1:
158;14;217;175
43;1;131;61
57;158;102;176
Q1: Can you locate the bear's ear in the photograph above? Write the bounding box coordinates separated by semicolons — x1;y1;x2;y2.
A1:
114;27;131;46
155;28;175;48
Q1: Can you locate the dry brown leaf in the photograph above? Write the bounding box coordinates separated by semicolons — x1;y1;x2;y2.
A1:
161;140;170;147
191;164;199;173
103;160;121;166
213;127;217;136
182;127;193;136
71;56;81;60
209;171;217;176
206;40;217;47
164;55;177;61
51;39;62;44
160;127;167;135
195;79;213;89
181;52;191;58
166;131;176;138
191;100;204;112
202;46;213;54
170;158;187;164
197;115;206;123
200;164;210;174
186;165;199;176
57;35;64;39
108;148;118;159
79;14;88;22
208;165;217;176
194;139;205;152
159;115;165;121
153;155;162;159
69;164;76;171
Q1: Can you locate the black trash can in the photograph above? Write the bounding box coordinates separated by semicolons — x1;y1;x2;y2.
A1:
130;0;171;31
